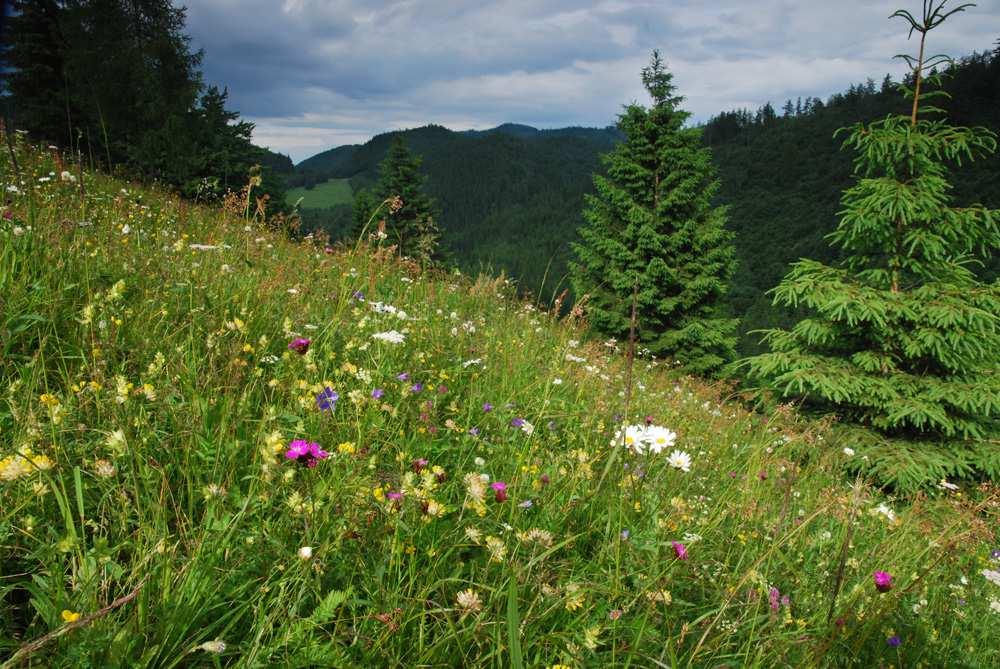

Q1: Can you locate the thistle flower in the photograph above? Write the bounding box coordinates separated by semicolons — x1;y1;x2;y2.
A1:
672;541;688;560
315;387;338;411
412;458;428;473
491;481;508;503
873;571;893;592
288;337;311;354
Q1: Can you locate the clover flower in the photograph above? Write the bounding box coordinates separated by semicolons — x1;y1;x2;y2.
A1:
456;588;482;615
288;337;311;354
672;541;688;560
874;571;893;592
315;387;338;411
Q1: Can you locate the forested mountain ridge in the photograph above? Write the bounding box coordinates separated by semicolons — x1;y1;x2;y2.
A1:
292;46;1000;351
294;124;622;292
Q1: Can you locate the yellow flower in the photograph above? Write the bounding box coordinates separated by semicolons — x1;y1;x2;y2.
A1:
337;442;356;455
61;610;81;623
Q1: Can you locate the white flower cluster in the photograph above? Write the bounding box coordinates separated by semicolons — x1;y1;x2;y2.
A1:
613;424;689;470
370;301;408;320
372;330;406;344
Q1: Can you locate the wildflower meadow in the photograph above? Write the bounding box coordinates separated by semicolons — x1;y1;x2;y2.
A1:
1;130;999;667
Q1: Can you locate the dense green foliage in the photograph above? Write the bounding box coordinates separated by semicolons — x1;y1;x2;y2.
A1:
741;2;1000;492
570;53;737;376
706;45;1000;353
4;129;1000;669
0;0;291;214
351;137;441;263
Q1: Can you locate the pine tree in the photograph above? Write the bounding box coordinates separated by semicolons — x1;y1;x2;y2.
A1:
741;1;1000;492
365;136;441;264
570;51;738;376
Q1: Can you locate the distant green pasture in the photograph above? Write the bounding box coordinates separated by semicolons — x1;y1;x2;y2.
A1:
287;178;353;208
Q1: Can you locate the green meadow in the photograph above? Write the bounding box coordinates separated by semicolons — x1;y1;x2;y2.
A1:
2;130;999;668
286;178;353;209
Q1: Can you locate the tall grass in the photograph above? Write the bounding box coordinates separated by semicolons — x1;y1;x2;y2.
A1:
1;130;998;667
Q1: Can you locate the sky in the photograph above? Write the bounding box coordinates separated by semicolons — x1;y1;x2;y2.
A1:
182;0;1000;162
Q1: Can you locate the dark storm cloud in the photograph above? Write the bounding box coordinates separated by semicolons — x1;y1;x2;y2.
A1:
181;0;1000;161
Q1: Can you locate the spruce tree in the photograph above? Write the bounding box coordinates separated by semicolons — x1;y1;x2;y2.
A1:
742;1;1000;492
361;136;441;264
570;51;738;376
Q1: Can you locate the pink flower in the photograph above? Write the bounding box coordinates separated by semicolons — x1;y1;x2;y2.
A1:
285;440;328;467
769;587;781;612
672;541;688;560
873;571;893;592
288;337;311;354
490;481;508;503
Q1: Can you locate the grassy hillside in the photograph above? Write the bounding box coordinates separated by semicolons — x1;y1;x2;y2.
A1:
290;49;1000;343
286;178;353;209
2;133;999;667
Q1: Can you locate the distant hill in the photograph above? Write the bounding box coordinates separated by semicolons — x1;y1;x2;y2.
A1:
290;47;1000;352
292;123;622;297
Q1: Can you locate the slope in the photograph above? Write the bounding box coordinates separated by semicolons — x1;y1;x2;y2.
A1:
2;125;998;667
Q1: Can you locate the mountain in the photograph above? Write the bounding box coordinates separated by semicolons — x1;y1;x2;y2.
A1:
290;47;1000;352
292;123;622;297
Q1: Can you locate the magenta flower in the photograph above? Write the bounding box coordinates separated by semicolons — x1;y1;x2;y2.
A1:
285;440;328;467
386;491;403;502
873;570;893;592
288;337;311;354
672;541;688;560
490;481;508;503
412;458;428;473
769;587;781;612
482;402;493;412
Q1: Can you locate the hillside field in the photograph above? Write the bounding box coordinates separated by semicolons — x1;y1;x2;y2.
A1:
286;178;353;210
2;134;999;667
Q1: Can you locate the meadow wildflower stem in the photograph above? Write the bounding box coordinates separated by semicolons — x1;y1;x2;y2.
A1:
826;478;863;624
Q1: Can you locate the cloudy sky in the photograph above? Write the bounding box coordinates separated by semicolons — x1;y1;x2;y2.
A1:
182;0;1000;162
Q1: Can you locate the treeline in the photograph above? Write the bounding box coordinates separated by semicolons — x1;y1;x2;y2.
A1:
706;46;1000;352
0;0;292;214
296;124;621;295
293;45;1000;351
